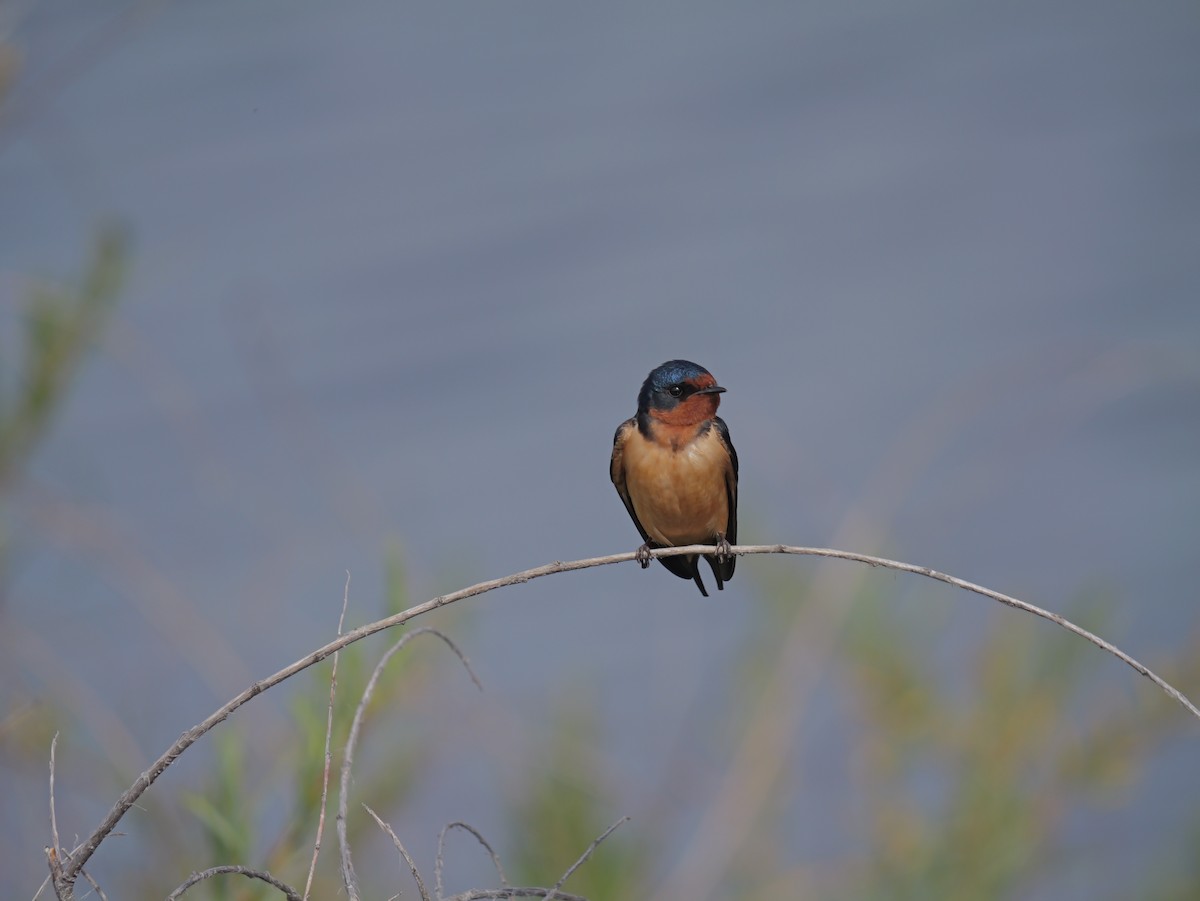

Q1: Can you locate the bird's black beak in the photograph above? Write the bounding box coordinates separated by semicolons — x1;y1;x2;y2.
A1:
695;385;726;395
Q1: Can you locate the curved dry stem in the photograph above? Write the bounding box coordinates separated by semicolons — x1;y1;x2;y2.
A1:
437;821;509;899
363;803;431;901
164;865;301;901
53;544;1200;895
338;627;482;901
304;572;351;901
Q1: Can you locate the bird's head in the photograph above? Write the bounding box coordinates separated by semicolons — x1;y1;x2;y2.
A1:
637;359;726;427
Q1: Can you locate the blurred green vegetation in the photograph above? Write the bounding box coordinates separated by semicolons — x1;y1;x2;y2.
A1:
0;225;126;765
0;226;128;882
507;696;651;898
841;596;1197;901
124;551;449;900
0;226;126;496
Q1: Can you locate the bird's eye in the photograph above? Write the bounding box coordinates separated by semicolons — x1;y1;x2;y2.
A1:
668;385;684;397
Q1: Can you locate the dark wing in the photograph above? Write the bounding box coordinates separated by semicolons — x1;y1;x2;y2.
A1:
611;419;704;589
714;415;738;545
708;416;738;584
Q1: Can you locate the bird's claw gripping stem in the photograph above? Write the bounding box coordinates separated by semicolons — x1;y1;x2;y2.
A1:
714;534;733;565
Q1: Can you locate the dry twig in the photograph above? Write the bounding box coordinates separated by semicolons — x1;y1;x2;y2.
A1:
436;821;510;899
543;816;629;901
47;732;62;865
363;803;432;901
303;572;352;900
76;869;108;901
46;545;1199;900
164;865;301;900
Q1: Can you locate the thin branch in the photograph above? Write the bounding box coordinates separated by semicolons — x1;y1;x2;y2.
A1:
303;572;352;901
164;865;302;901
543;816;629;901
44;733;74;899
48;732;62;862
77;869;108;901
338;627;482;901
437;821;509;899
363;803;432;901
56;544;1200;890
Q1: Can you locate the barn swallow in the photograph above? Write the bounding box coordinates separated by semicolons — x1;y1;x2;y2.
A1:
610;360;738;597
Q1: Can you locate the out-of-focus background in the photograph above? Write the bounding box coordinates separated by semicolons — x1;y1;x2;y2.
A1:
3;2;1198;898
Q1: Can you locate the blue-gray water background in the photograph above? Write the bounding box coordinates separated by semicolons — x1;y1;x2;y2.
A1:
2;1;1198;897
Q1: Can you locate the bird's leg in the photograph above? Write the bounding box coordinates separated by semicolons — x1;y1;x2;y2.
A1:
714;533;733;565
636;543;653;569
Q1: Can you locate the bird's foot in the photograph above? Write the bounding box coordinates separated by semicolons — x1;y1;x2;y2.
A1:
635;543;653;569
714;534;733;565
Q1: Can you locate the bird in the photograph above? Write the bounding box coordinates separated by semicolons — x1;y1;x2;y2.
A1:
610;359;738;597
